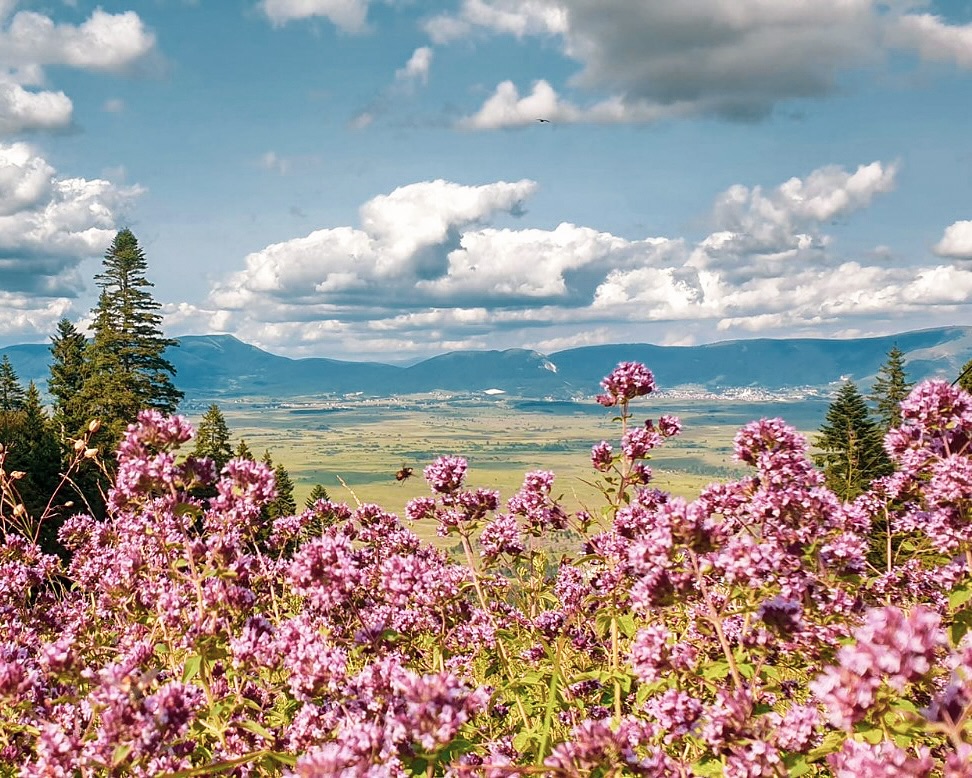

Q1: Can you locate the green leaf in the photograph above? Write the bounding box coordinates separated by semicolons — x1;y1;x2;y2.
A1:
111;743;133;767
950;584;972;611
806;730;845;761
951;609;972;645
702;660;730;681
783;753;811;777
690;757;724;776
237;719;275;742
617;613;637;639
182;654;202;683
858;726;884;745
512;730;536;753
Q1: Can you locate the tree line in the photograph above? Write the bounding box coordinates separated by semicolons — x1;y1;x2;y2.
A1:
809;344;972;500
0;230;325;553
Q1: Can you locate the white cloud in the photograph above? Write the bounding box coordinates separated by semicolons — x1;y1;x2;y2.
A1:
197;162;972;359
103;97;125;113
0;10;155;72
0;8;155;137
934;220;972;260
260;0;370;32
442;1;972;127
210;179;536;311
395;46;432;86
424;0;567;43
457;79;685;129
0;142;143;298
258;151;291;175
0;75;72;134
706;161;898;257
0;291;73;341
889;14;972;68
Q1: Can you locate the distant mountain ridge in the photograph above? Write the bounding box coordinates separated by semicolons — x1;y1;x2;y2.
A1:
3;327;972;401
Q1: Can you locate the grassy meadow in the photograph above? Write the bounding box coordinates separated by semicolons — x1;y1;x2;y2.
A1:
195;394;829;544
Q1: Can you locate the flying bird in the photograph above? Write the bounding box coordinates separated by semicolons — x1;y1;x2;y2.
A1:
536;118;550;123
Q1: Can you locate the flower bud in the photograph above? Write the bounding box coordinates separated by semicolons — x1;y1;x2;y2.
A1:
9;471;24;480
83;448;98;459
88;419;101;434
73;439;85;452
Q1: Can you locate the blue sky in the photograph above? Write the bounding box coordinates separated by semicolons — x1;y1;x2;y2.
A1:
2;0;972;360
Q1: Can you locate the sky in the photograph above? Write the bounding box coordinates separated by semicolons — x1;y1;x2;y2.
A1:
2;0;972;362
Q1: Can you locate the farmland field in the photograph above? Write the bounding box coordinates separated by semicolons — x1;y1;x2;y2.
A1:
193;393;829;541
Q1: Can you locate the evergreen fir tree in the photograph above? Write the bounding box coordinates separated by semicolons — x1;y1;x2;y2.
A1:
0;355;26;413
305;483;330;508
870;345;912;431
48;318;90;441
11;383;63;551
79;230;183;445
268;463;297;519
193;404;233;470
815;380;890;500
959;358;972;395
0;355;26;445
235;439;254;460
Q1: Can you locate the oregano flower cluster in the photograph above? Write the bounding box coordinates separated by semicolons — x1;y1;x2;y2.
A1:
2;368;972;775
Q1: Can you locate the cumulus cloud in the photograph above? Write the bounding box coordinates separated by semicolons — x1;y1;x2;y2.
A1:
424;0;567;43
210;179;537;311
0;142;143;299
0;8;155;136
0;75;72;135
260;0;371;32
705;161;897;259
889;14;972;68
445;0;972;128
457;79;684;129
0;10;155;72
195;161;972;359
395;47;432;86
935;220;972;260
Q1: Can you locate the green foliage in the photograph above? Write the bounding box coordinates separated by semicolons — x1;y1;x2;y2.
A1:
268;463;297;520
0;380;65;553
870;345;912;431
959;358;972;394
48;318;90;442
235;439;254;460
193;404;233;470
815;380;890;500
0;355;26;414
305;483;330;508
79;230;183;447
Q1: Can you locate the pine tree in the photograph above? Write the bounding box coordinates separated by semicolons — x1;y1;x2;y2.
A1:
79;230;183;445
305;483;330;508
259;450;296;520
48;318;89;441
870;346;912;431
268;463;297;519
11;383;63;550
0;355;26;445
959;359;972;394
815;380;890;500
235;439;254;460
0;355;26;413
193;404;233;470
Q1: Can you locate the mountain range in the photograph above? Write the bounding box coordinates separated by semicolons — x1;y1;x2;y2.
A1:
3;327;972;401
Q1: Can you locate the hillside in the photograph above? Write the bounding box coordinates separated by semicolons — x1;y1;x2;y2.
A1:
3;327;971;401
